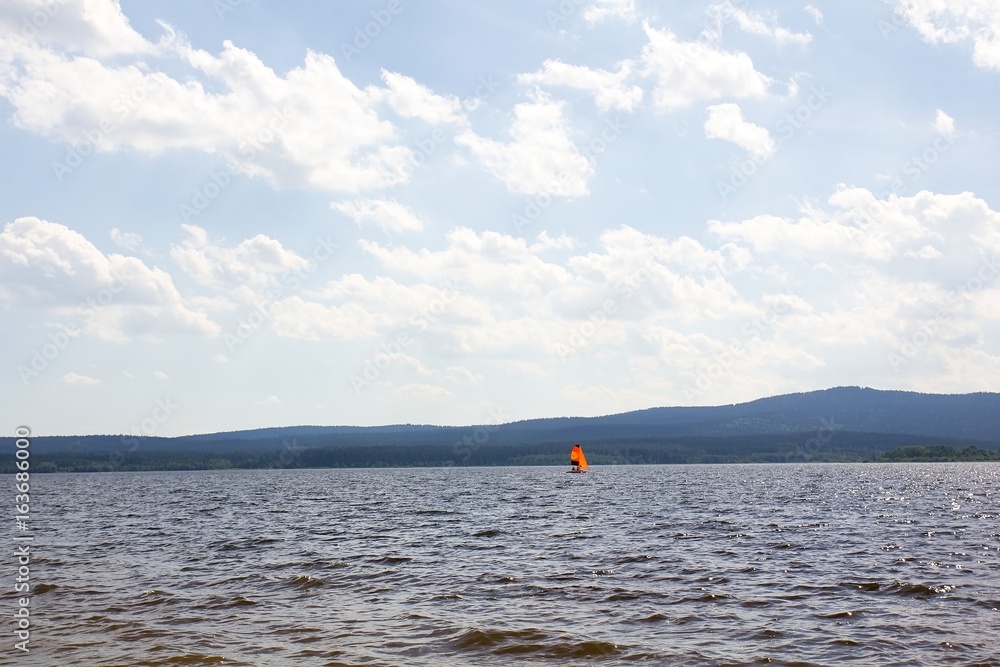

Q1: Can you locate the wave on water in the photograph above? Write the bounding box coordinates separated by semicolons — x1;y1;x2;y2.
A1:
449;626;625;659
16;462;1000;667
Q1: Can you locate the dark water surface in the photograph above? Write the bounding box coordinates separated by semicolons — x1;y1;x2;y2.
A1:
7;463;1000;666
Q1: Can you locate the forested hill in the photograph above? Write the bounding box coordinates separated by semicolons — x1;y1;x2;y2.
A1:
15;386;1000;471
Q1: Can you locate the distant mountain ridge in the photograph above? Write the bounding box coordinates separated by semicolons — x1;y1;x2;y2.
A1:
586;386;1000;440
31;386;1000;455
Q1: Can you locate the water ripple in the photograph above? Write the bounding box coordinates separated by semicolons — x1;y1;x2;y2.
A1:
6;463;999;666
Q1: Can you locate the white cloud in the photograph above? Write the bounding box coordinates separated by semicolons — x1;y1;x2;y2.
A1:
708;208;880;263
925;349;1000;393
519;59;643;111
390;383;454;400
358;227;574;294
61;372;100;386
804;6;824;24
174;45;414;191
283;226;752;359
709;187;1000;270
704;103;775;158
933;109;957;138
271;296;390;342
331;199;424;233
0;0;155;58
0;217;219;340
906;244;943;259
376;70;465;125
256;395;282;406
707;1;812;46
502;360;549;379
110;228;144;252
0;26;420;191
154;370;170;380
390;352;436;377
640;23;772;110
894;0;1000;70
455;92;593;196
169;224;313;294
583;0;636;25
444;366;483;383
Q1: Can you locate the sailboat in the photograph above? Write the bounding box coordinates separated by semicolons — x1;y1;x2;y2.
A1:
568;443;589;474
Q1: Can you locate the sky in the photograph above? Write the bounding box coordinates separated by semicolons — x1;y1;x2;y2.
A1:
1;0;999;437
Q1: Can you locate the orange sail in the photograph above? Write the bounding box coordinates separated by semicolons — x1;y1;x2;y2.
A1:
570;444;589;471
577;447;588;471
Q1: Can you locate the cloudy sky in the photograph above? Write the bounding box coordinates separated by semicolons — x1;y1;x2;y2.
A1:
2;0;998;437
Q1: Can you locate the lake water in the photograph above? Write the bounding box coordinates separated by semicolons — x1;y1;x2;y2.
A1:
6;463;1000;666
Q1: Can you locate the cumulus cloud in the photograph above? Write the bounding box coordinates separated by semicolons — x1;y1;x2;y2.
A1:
0;0;155;57
271;296;390;342
331;198;425;233
445;365;483;384
61;372;100;386
256;395;282;406
375;70;465;125
455;92;593;196
0;217;219;340
640;23;772;110
519;59;643;111
707;1;812;45
893;0;1000;70
169;224;314;293
933;109;957;138
704;103;775;158
0;3;468;192
709;187;1000;273
110;228;144;252
583;0;636;25
390;383;454;400
279;225;752;357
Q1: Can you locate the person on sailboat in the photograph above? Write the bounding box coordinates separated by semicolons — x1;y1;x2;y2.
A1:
570;444;583;471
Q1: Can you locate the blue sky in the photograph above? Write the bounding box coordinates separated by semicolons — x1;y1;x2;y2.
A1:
2;0;998;437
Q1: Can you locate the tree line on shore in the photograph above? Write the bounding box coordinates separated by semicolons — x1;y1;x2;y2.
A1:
7;434;998;474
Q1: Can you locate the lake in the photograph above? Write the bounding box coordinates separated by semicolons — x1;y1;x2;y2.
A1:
6;463;1000;666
